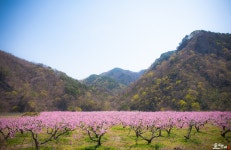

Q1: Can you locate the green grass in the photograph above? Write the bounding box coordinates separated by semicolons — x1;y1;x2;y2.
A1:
0;124;230;150
0;113;22;118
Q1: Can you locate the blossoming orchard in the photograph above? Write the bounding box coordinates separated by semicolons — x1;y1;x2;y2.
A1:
0;111;230;149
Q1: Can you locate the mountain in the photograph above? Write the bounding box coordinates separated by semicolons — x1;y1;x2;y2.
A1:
2;30;231;112
83;74;126;94
100;68;145;86
0;50;108;112
81;68;145;110
0;50;144;112
83;68;145;94
119;30;231;111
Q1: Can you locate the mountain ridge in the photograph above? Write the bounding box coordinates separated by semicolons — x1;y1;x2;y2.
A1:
100;67;145;86
119;30;231;111
82;68;145;100
0;50;144;112
1;30;231;112
0;50;89;112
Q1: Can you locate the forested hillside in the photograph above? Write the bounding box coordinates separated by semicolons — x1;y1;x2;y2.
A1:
100;68;145;86
119;30;231;111
81;68;145;110
1;30;231;112
82;68;144;95
0;51;115;112
83;74;126;95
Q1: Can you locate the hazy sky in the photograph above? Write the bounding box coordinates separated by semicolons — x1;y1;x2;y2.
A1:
0;0;231;79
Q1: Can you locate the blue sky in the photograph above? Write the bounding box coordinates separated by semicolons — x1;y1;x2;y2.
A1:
0;0;231;79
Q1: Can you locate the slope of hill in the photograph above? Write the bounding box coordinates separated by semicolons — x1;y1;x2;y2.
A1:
0;50;91;112
2;30;230;112
119;30;231;111
83;74;126;94
81;68;145;110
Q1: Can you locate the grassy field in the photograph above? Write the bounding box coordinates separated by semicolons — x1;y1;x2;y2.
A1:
0;113;23;118
1;123;230;150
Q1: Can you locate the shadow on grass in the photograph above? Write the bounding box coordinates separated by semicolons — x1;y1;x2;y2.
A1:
129;143;164;150
80;145;115;150
81;145;97;150
179;138;201;145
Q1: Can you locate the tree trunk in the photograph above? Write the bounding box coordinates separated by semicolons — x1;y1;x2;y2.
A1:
30;131;39;150
184;124;193;140
221;128;230;138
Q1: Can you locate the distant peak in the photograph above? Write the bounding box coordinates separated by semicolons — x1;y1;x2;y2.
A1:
111;67;123;71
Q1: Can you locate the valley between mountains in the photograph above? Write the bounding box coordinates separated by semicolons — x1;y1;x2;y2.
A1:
0;30;231;112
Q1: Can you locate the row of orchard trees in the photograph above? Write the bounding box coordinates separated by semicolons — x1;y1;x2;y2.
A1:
0;111;230;149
